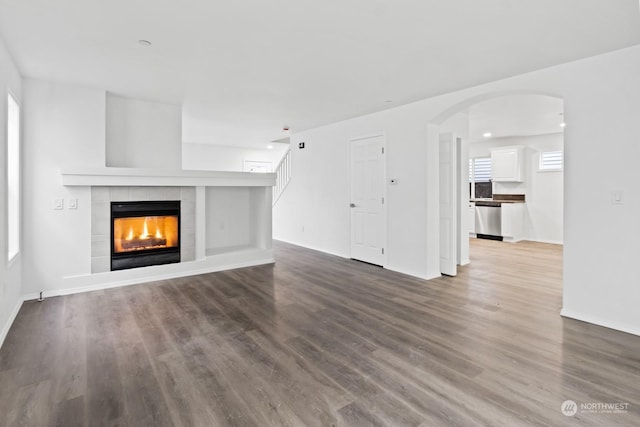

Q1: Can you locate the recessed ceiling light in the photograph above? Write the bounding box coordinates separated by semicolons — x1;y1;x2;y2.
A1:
560;122;567;128
483;132;492;138
138;40;152;47
267;145;274;149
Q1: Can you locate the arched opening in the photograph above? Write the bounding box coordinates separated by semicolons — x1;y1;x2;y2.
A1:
432;92;565;282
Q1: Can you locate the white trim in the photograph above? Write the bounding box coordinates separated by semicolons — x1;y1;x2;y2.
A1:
527;238;563;245
273;238;438;281
536;168;563;173
65;246;273;289
349;132;385;142
6;252;19;270
6;91;21;263
0;298;24;350
61;167;276;187
561;308;640;337
23;257;275;301
384;264;440;281
274;238;348;259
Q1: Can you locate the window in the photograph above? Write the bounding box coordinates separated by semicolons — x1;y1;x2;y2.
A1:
470;157;492;182
469;157;493;199
7;93;20;261
539;150;563;171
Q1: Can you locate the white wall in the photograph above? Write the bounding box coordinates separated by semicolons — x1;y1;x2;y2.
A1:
106;93;182;169
274;45;640;336
22;79;106;295
183;142;288;172
205;187;251;249
0;37;23;346
275;109;437;279
440;112;471;265
470;133;564;243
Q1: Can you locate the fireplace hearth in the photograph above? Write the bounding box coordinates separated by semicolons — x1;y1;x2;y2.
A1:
111;200;180;271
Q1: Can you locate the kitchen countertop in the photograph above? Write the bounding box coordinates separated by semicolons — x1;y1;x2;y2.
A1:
470;199;526;204
470;194;526;204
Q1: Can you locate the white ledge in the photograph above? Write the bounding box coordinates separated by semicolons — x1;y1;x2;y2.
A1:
61;167;276;187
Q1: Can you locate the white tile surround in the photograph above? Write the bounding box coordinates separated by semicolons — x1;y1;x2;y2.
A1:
91;186;196;273
48;168;276;296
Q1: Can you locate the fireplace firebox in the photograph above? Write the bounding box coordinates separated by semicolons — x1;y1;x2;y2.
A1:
111;201;180;271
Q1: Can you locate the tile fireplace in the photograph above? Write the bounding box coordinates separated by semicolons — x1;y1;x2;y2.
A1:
110;200;181;271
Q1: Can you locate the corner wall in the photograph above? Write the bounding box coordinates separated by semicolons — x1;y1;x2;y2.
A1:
0;37;22;346
274;45;640;335
22;79;106;295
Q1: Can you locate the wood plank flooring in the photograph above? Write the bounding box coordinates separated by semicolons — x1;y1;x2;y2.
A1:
1;239;639;426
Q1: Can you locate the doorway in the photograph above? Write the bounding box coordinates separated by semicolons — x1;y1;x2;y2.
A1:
349;134;386;266
435;93;565;278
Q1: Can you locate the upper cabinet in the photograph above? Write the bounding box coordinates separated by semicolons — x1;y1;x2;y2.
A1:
491;146;524;182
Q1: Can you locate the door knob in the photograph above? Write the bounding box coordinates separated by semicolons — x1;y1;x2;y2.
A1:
350;203;356;208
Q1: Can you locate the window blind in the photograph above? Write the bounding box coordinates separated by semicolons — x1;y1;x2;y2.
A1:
540;150;563;170
473;157;492;182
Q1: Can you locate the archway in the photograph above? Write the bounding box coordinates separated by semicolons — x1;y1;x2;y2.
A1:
430;91;565;277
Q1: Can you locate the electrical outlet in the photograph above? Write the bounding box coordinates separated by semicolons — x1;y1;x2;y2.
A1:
54;198;64;210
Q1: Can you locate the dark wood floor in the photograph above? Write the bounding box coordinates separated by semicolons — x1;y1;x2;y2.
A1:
1;239;639;426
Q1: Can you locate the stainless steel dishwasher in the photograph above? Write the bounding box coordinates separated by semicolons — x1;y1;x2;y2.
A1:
475;201;503;240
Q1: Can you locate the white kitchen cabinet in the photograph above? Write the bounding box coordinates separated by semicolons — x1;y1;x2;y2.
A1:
501;203;524;242
491;146;524;182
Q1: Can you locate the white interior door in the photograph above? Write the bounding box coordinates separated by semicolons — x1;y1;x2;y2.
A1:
439;132;457;276
350;135;386;266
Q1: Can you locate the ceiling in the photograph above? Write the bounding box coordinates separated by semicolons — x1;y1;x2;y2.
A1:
468;95;564;142
1;0;639;147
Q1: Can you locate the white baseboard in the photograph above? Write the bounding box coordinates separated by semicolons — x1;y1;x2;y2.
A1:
385;264;439;281
23;257;275;302
0;298;25;349
528;238;564;245
273;239;441;281
273;238;349;259
560;308;640;337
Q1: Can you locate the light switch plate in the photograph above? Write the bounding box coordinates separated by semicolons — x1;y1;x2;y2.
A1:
54;198;64;210
68;198;78;209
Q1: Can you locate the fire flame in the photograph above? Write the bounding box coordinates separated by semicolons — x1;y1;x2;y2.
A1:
123;217;163;241
114;215;175;253
140;218;150;239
